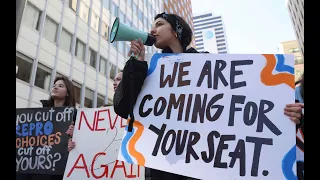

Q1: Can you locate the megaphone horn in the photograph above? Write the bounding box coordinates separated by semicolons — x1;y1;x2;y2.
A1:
110;18;156;46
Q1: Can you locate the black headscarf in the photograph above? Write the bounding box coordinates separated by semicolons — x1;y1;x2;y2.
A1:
154;12;193;53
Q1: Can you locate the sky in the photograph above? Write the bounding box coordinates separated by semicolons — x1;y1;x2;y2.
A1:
190;0;296;54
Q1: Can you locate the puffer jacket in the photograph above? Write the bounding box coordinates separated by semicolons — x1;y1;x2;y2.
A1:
113;48;202;180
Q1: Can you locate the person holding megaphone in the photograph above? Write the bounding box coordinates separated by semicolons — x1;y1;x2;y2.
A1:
113;12;202;180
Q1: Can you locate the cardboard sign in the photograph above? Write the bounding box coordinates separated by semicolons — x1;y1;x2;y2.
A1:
117;53;296;179
16;107;75;175
63;107;144;180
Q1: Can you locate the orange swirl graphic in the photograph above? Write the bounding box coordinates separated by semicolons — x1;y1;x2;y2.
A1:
127;120;146;166
261;54;294;89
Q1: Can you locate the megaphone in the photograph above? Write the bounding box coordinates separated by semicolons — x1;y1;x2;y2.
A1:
110;18;156;46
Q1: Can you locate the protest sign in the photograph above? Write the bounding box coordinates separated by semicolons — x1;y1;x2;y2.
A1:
63;107;144;180
16;107;75;175
117;53;297;179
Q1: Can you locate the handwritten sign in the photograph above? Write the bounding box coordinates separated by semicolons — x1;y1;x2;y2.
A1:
118;53;296;179
16;107;75;175
63;107;144;180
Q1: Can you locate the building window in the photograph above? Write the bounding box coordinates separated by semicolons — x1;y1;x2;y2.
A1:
43;16;58;43
97;94;105;107
289;48;300;53
127;0;132;8
80;1;89;23
99;56;108;76
75;38;85;61
101;22;109;40
138;9;143;21
148;3;152;18
119;10;125;23
118;41;125;55
56;73;67;79
143;15;147;28
89;48;97;68
67;0;77;12
133;2;137;15
125;16;132;26
102;0;109;10
35;63;52;91
73;81;82;108
84;88;94;108
109;62;117;80
60;28;72;52
126;44;130;56
112;41;117;49
91;12;99;32
111;2;118;17
16;52;33;83
294;56;304;65
23;2;41;31
218;47;227;51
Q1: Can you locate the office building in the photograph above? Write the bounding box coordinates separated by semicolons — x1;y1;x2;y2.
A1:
193;11;229;53
285;0;304;56
16;0;162;108
278;40;304;81
163;0;195;48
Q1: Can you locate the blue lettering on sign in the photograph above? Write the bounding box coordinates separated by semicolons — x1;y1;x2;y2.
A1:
43;121;53;135
16;121;54;137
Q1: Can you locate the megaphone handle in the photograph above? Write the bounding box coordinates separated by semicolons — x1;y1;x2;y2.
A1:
130;52;139;59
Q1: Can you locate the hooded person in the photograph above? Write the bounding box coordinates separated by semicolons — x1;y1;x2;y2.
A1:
113;12;202;180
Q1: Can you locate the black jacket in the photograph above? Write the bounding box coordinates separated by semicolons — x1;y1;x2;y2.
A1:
113;48;202;180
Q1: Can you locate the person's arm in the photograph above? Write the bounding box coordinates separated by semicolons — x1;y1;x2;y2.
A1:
113;58;148;119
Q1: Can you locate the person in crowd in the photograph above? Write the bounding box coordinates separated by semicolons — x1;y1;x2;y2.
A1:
17;76;77;180
67;71;123;151
285;73;304;180
284;72;304;124
113;12;201;180
113;11;305;180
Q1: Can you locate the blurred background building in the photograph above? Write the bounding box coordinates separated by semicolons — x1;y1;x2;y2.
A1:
285;0;304;57
16;0;163;108
278;40;304;81
163;0;195;48
193;11;229;53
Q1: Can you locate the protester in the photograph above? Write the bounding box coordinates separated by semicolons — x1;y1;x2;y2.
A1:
113;71;123;91
113;12;201;180
67;71;123;151
285;73;304;179
17;76;77;180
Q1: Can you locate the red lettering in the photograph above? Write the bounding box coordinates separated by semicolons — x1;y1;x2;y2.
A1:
109;114;127;130
110;160;127;178
120;117;126;128
127;164;137;178
67;154;90;178
95;109;108;131
68;152;140;179
91;152;108;179
78;111;94;131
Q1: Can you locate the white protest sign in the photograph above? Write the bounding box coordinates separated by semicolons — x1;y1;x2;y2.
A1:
118;53;297;180
63;107;144;180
